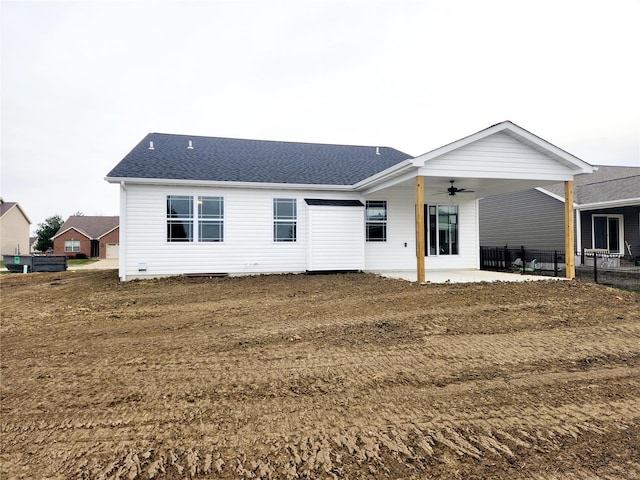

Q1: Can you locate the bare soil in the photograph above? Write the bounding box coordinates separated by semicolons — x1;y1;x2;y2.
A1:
1;270;639;479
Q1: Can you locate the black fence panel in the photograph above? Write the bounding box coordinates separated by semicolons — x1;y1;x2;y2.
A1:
479;246;564;277
480;246;640;290
576;248;640;291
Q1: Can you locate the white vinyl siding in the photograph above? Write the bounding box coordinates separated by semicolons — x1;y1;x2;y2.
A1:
121;185;366;279
364;188;479;273
424;198;479;270
363;187;417;272
306;204;364;271
273;198;297;242
418;133;573;181
119;184;481;280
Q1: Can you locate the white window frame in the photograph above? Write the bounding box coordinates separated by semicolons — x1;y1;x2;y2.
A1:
64;240;81;252
591;214;624;254
167;195;224;243
198;196;224;242
427;204;459;256
365;200;387;242
273;198;297;242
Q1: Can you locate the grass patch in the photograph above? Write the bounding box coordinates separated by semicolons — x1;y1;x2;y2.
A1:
67;258;99;266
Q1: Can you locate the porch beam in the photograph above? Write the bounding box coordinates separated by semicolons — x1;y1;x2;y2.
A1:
416;176;425;283
564;180;575;279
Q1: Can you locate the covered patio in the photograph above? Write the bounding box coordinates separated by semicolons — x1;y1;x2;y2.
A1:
358;121;595;283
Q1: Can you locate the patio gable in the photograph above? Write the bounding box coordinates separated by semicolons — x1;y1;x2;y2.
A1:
411;121;593;182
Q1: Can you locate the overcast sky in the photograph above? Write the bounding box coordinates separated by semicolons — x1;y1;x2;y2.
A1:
2;0;639;233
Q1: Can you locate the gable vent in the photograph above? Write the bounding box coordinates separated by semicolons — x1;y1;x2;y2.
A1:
148;141;154;150
187;140;194;149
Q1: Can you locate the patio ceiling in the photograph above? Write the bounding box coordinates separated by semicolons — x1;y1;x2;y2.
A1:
377;175;562;200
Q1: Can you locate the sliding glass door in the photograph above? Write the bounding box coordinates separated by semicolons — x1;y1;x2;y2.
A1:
592;215;622;253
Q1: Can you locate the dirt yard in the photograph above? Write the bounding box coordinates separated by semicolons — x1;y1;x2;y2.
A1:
1;270;639;479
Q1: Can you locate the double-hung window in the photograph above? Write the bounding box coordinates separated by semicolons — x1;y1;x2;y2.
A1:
427;205;458;255
64;240;81;252
198;196;224;242
167;195;224;242
273;198;297;242
167;195;193;242
366;200;387;242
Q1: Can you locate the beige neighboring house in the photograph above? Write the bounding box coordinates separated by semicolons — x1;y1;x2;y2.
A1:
0;199;31;255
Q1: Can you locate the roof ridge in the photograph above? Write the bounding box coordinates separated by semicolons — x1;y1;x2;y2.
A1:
146;132;401;151
580;174;640;187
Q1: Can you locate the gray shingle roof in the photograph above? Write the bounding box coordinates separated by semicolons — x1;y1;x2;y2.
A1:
54;216;119;239
541;165;640;204
106;133;412;185
0;201;17;217
575;175;640;204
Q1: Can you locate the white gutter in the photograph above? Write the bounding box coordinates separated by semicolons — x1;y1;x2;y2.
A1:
352;158;415;191
576;198;640;210
536;187;640;210
105;176;355;191
536;187;567;203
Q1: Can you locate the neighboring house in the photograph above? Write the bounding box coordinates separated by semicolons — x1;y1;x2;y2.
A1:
52;216;120;259
0;199;31;255
479;166;640;261
105;121;594;281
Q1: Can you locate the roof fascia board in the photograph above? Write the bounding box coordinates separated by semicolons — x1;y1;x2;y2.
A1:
418;168;575;182
353;159;414;191
536;187;640;209
359;170;417;195
14;204;32;224
536;187;566;203
106;177;355;191
0;203;17;219
51;226;91;240
501;125;595;174
576;198;640;210
1;203;32;224
412;122;510;165
98;225;120;239
17;204;32;224
412;121;595;174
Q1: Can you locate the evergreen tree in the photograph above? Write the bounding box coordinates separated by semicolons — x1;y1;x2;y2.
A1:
34;215;63;252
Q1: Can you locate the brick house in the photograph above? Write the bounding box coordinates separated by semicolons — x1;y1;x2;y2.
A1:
52;216;119;258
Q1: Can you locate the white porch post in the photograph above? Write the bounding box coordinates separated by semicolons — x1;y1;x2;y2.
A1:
416;176;425;283
564;180;575;279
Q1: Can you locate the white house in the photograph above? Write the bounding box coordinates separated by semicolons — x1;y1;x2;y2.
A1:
105;121;595;282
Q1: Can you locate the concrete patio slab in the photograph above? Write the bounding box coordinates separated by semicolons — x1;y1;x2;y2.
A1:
68;259;119;270
376;269;567;284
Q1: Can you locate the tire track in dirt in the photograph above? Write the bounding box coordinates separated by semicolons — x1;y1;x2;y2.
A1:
2;272;639;479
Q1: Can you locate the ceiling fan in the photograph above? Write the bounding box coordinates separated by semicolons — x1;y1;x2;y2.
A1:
443;180;475;196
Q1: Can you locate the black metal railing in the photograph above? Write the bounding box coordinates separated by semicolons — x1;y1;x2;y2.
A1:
480;246;639;290
576;248;639;291
479;246;564;277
